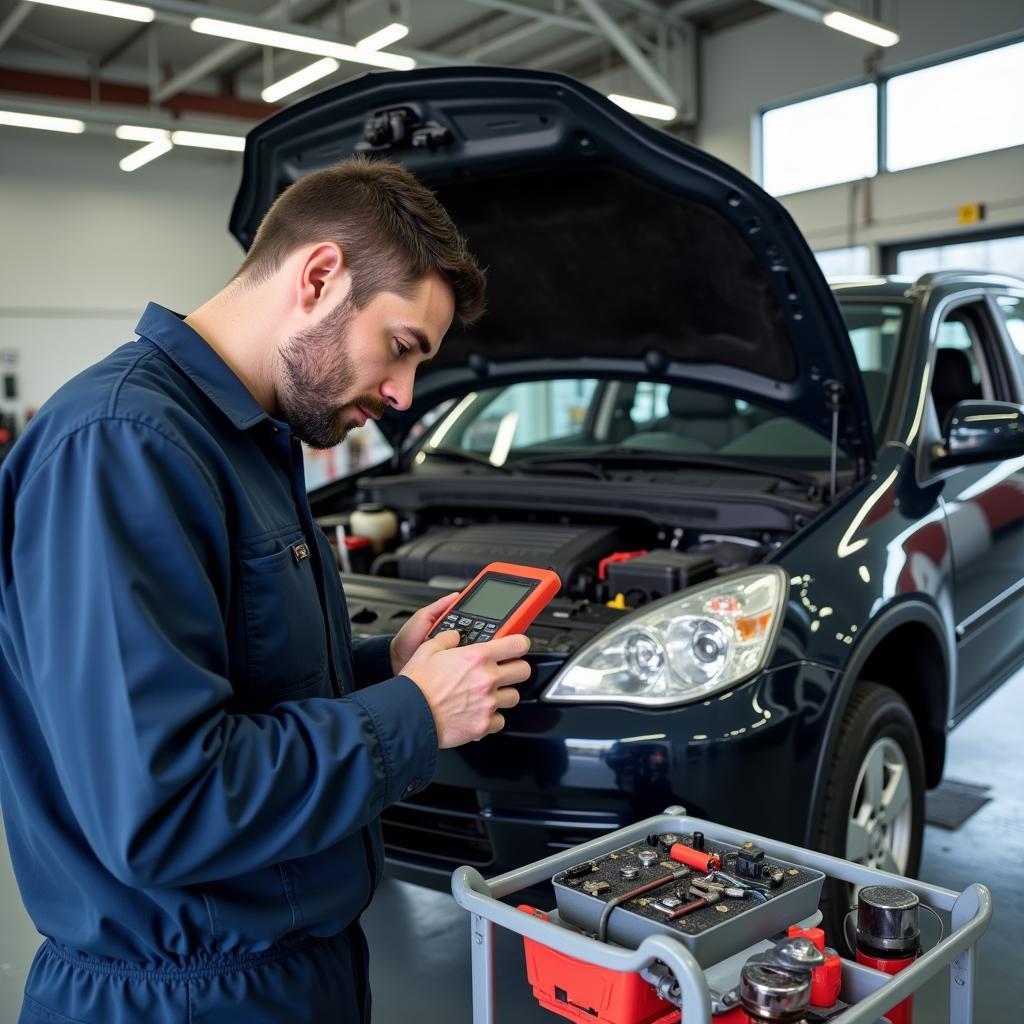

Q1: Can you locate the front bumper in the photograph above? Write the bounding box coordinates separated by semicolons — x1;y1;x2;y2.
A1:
382;659;838;890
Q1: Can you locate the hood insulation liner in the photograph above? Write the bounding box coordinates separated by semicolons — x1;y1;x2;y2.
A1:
433;162;796;382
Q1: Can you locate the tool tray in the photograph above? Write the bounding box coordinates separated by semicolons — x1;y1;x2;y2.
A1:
553;833;824;967
451;807;992;1024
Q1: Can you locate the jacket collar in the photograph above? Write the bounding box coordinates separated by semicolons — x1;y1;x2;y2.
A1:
135;302;273;431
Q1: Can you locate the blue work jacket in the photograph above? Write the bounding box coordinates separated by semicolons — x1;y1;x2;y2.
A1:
0;303;438;969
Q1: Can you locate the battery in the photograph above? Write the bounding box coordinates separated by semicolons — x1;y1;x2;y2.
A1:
604;551;716;606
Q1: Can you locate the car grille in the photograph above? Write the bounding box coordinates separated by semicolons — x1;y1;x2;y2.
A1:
381;783;495;868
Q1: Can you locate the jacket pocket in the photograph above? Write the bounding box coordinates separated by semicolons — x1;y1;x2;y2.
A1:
239;535;327;696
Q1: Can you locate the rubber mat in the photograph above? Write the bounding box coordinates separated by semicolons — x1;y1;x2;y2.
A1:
925;778;993;830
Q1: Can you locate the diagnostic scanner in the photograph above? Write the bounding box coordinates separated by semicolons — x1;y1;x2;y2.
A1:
427;562;561;647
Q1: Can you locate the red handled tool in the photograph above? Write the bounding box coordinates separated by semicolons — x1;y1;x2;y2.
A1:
669;842;721;874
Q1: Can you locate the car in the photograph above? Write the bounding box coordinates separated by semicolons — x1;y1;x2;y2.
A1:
231;65;1024;942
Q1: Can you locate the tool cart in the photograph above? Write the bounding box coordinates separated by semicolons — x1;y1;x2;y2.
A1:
451;808;991;1024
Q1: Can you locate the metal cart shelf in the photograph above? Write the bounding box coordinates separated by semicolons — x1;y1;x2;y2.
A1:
451;807;991;1024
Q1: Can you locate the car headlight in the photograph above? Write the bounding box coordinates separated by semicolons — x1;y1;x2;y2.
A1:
542;567;786;707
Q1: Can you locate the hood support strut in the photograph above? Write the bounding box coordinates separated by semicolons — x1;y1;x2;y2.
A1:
824;379;846;501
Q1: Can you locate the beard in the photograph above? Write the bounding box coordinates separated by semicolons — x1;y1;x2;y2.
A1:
277;296;386;450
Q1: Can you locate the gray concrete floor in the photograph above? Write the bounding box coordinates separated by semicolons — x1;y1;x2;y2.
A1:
2;674;1021;1022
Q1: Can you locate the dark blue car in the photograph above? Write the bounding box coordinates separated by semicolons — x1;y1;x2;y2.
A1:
232;66;1024;941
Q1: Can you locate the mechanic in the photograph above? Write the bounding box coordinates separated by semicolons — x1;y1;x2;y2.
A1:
0;157;531;1023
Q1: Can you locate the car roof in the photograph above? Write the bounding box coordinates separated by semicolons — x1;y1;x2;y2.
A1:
829;271;1024;299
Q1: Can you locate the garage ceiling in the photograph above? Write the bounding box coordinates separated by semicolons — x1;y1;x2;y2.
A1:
0;0;767;138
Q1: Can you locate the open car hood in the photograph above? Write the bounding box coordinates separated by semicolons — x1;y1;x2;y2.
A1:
231;66;873;468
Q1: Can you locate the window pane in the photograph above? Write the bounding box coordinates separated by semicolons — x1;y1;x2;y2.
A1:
995;295;1024;356
816;246;871;277
887;40;1024;172
838;302;905;430
303;422;393;491
896;235;1024;279
762;84;877;196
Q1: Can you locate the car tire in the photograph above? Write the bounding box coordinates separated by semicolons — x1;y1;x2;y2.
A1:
816;681;925;952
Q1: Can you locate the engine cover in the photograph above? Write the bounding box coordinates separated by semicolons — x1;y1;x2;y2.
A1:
393;523;620;591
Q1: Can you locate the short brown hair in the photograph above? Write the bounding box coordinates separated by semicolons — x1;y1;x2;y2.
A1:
236;156;486;327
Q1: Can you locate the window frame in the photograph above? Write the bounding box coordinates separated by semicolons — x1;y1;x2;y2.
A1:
880;223;1024;276
758;30;1024;193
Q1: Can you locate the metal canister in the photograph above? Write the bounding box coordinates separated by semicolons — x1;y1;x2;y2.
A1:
739;963;811;1022
855;885;920;1024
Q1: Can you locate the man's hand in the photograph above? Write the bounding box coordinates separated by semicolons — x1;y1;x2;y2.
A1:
400;630;532;748
389;592;461;677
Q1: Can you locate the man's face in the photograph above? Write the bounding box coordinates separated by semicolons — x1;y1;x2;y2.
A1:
277;272;454;449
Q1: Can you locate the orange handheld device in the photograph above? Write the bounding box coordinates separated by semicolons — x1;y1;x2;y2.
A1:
427;562;561;647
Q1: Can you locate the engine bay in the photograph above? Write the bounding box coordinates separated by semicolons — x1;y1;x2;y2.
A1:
317;470;819;672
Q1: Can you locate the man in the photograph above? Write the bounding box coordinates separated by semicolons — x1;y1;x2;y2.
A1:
0;156;530;1023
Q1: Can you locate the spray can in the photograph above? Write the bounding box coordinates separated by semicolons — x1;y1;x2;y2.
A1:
854;885;920;1024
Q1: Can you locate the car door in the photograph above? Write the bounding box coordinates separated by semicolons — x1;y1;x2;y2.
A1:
933;296;1024;715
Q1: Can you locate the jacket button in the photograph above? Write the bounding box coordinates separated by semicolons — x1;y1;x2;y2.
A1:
401;778;423;799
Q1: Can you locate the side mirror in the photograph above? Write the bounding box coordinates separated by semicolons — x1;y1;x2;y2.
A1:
932;400;1024;469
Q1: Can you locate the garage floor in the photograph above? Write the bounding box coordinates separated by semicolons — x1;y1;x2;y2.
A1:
1;674;1020;1022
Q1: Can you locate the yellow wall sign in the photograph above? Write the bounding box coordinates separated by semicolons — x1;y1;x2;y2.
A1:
957;203;986;225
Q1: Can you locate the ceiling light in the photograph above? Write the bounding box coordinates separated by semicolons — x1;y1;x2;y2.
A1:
0;109;85;133
261;58;339;103
608;94;677;122
171;130;246;151
119;138;172;172
823;10;899;46
25;0;154;23
190;17;416;71
116;124;170;142
356;22;408;51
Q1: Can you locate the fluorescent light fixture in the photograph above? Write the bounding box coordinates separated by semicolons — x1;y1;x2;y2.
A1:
116;124;170;142
25;0;154;22
356;21;408;51
0;109;85;133
608;94;677;121
823;11;899;47
119;138;172;172
261;57;338;103
171;130;246;152
190;17;416;71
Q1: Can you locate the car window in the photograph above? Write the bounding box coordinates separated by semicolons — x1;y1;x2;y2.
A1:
995;294;1024;359
459;380;598;455
838;301;904;428
303;423;394;491
929;308;998;429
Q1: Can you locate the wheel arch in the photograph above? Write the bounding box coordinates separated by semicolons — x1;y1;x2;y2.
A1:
803;599;951;848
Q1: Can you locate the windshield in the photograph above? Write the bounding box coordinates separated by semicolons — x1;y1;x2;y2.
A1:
421;300;905;469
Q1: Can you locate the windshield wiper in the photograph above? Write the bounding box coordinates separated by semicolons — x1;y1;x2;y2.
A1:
513;449;822;496
420;448;606;479
418;448;513;471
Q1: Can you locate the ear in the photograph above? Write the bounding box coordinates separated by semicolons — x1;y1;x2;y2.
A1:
297;243;346;313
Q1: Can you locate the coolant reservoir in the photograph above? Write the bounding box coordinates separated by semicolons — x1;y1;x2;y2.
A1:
349;503;398;553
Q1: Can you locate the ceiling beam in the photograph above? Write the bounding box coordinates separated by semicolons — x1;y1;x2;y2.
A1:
668;0;729;15
459;17;549;61
573;0;680;108
153;0;328;102
459;0;602;36
0;3;32;53
0;91;257;142
0;70;273;121
521;31;606;70
154;0;469;103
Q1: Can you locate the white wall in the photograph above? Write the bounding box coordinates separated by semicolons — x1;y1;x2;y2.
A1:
699;0;1024;259
0;130;243;423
